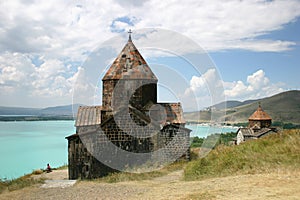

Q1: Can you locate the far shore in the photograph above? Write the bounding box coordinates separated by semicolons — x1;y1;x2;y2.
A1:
0;116;75;121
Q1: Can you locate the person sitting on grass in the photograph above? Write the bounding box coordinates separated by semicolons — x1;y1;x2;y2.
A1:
46;163;52;173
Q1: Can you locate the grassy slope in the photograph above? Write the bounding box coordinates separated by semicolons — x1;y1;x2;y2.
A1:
1;130;299;193
225;90;300;123
0;173;44;194
0;163;185;194
184;129;300;181
95;161;186;183
184;90;300;124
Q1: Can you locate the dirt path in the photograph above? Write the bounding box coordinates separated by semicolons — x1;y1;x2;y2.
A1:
1;169;299;200
33;169;69;180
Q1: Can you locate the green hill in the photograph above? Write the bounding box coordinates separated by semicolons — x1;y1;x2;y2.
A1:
209;99;257;110
184;129;300;181
0;104;84;121
184;90;300;124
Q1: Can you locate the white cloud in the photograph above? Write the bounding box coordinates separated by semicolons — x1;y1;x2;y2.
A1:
183;68;225;110
0;52;79;107
225;81;248;98
134;0;300;52
247;70;269;90
190;69;219;92
0;0;298;61
0;0;299;57
72;66;97;103
224;69;284;100
0;52;35;88
0;0;298;107
184;69;285;110
1;0;299;55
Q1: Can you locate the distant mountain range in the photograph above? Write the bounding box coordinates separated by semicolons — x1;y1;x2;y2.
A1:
0;104;83;117
1;90;299;123
208;99;258;110
184;90;300;124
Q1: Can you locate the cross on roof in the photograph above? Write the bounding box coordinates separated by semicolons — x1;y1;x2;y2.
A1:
128;29;132;41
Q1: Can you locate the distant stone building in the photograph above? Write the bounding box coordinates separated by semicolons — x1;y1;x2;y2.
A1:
235;104;277;145
66;32;191;179
248;105;272;130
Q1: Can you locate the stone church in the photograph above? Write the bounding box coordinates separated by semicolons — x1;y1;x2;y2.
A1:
235;104;277;145
66;32;191;179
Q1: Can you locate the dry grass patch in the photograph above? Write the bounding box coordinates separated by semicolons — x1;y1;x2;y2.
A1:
95;161;187;183
182;191;216;200
0;174;44;194
184;129;300;181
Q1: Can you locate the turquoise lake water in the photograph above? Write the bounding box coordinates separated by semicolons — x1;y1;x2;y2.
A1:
186;124;238;138
0;121;237;179
0;121;75;179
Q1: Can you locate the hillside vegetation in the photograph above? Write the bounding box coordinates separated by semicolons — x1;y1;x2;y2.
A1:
185;129;300;181
0;130;299;199
184;90;300;124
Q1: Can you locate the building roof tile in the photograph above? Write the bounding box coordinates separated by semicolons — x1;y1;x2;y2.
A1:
102;37;157;81
75;106;102;127
248;105;272;120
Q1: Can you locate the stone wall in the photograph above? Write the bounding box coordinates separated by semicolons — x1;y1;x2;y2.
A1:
67;135;117;179
101;79;157;122
249;119;271;129
154;125;190;162
67;115;190;179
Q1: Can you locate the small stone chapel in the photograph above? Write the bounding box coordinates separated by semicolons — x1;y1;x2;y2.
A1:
235;104;277;145
66;31;191;179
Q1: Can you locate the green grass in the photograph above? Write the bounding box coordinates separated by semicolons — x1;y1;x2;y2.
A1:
190;132;237;149
184;129;300;181
95;161;186;183
185;90;300;124
190;136;204;148
0;164;68;194
0;174;44;194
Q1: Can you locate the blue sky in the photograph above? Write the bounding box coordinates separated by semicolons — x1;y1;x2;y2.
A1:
0;0;299;110
211;19;300;88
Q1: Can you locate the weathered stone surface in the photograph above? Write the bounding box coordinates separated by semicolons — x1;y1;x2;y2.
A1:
66;34;190;180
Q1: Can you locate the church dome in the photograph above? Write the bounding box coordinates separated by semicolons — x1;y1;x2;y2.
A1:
248;105;272;120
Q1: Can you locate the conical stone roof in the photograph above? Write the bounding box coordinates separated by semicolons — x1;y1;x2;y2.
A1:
102;34;157;81
248;105;272;120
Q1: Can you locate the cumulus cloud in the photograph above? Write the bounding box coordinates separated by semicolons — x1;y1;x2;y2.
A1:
0;53;35;88
0;0;298;106
183;68;225;110
184;69;284;110
190;69;220;92
224;69;284;100
0;0;299;57
134;0;300;52
0;52;79;107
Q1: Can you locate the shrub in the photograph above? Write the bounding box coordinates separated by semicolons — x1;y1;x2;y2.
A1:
0;176;44;194
184;129;300;181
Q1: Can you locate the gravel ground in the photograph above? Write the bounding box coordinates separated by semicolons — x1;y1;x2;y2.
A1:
1;169;299;200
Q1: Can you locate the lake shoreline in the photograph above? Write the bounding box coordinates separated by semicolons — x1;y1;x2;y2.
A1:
0;116;74;121
0;120;74;180
0;120;238;180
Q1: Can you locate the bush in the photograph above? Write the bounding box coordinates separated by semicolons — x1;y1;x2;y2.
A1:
272;121;300;129
184;129;300;181
191;132;237;149
0;175;44;194
190;136;204;148
32;169;43;175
